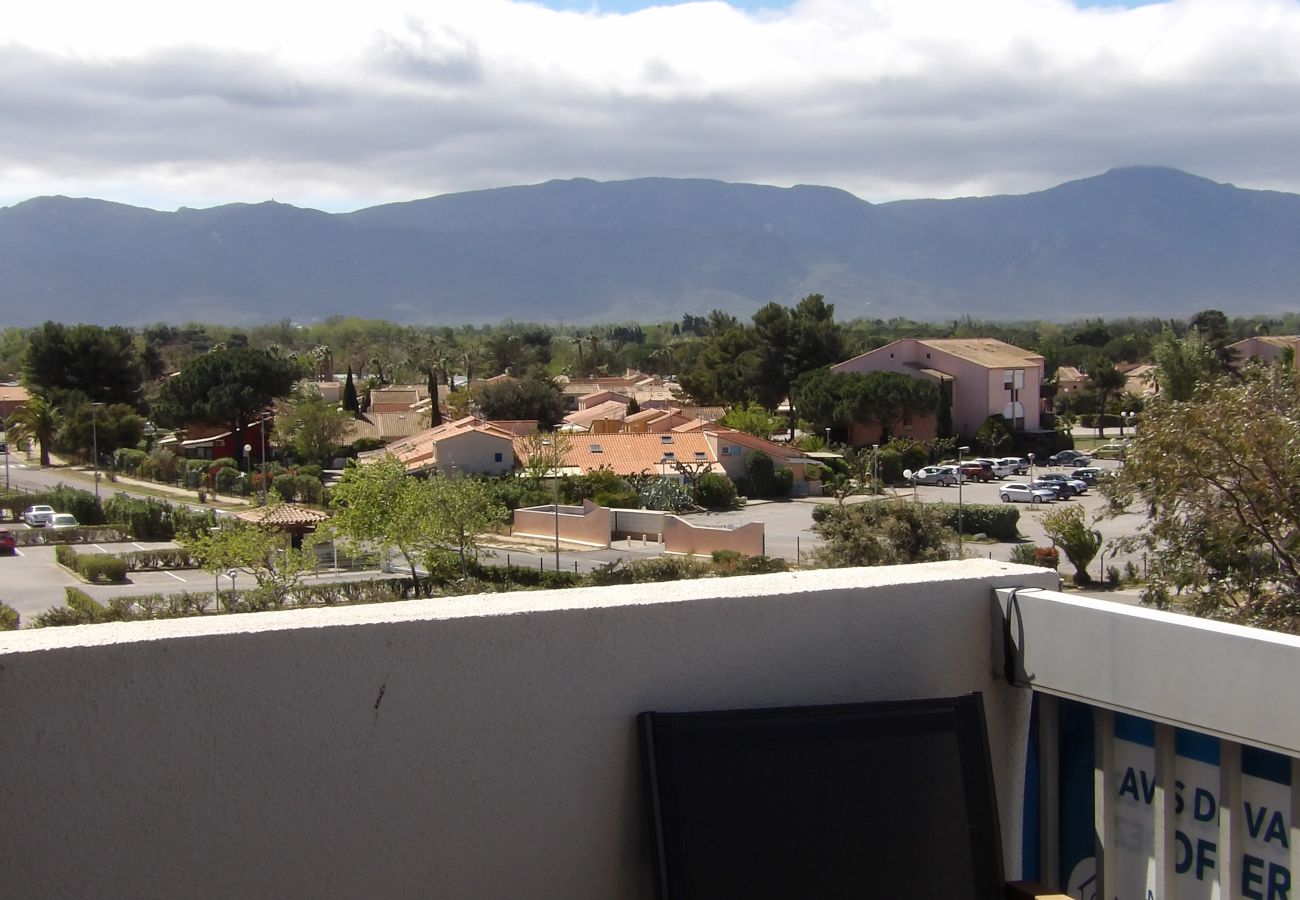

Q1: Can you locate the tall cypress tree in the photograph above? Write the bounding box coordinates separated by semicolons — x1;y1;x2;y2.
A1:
426;368;443;428
342;365;360;414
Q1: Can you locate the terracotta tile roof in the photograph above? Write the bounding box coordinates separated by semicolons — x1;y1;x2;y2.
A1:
378;416;518;469
563;400;628;429
236;504;331;528
341;412;428;444
0;385;32;403
702;425;803;460
514;431;721;477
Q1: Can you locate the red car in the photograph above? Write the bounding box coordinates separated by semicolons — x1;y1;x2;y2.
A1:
0;528;16;555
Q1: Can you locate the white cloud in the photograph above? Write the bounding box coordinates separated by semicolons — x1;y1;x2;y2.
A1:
2;0;1300;210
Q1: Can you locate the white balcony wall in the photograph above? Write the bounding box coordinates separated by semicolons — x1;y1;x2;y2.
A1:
0;560;1056;899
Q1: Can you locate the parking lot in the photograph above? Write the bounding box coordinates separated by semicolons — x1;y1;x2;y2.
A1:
3;457;1145;625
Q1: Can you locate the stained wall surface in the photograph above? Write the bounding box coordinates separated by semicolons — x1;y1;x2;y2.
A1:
0;560;1055;899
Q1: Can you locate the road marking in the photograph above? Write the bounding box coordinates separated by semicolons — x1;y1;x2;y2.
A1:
11;547;23;557
92;544;109;553
132;542;148;551
163;570;187;583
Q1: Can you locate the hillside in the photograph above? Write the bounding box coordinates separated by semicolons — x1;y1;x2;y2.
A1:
1;167;1296;326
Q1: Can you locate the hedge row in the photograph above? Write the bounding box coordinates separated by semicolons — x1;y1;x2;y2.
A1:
932;502;1021;541
0;485;105;525
119;548;199;571
102;495;215;541
53;545;129;583
13;525;132;546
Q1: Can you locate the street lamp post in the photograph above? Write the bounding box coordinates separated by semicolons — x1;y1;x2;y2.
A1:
871;443;879;495
90;402;103;501
957;444;970;557
2;412;10;491
260;413;269;505
244;443;254;502
1027;452;1035;487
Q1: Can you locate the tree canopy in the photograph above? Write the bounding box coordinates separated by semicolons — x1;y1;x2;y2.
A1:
23;322;144;409
473;377;565;425
1104;363;1300;629
153;348;299;459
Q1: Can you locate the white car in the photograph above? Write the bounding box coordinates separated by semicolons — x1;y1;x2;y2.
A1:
976;458;1014;479
999;483;1057;504
22;505;56;527
998;457;1030;476
909;465;959;486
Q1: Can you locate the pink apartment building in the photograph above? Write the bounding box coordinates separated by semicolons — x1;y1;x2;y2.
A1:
831;338;1045;439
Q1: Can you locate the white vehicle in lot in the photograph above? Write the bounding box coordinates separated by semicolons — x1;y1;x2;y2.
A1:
49;513;80;530
22;505;56;527
909;465;960;486
976;458;1015;479
998;457;1030;476
999;483;1057;504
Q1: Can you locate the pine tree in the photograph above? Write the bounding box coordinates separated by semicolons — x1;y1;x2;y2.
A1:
342;366;360;414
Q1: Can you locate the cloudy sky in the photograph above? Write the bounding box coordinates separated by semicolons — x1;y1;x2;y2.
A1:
4;0;1299;211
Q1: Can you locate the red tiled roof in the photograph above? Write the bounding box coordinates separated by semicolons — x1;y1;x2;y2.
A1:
514;431;721;477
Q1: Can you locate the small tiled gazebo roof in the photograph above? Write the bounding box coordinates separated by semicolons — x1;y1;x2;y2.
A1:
236;504;331;531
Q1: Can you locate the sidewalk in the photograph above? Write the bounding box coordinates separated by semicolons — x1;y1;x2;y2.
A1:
41;454;253;509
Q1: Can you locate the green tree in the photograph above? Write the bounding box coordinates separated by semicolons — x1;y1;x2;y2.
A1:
718;402;785;438
7;393;60;466
153;347;298;466
813;499;956;567
473;377;565;424
1151;326;1216;402
23;322;144;408
1088;359;1127;437
274;388;352;465
327;456;434;592
56;401;145;463
426;472;508;577
975;416;1011;455
181;515;318;608
1042;505;1103;586
342;365;360;413
793;368;938;440
1103;364;1300;628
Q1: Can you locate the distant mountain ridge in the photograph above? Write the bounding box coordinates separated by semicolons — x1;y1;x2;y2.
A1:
2;167;1297;326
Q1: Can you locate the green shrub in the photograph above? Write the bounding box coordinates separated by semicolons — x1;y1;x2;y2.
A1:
114;447;148;474
877;447;903;486
0;484;104;525
587;556;714;585
0;601;19;630
741;452;793;498
55;544;78;568
215;466;241;493
296;464;323;480
932;502;1020;541
294;475;323;504
595;489;640;509
638;479;693;512
693;473;739;509
77;554;129;583
273;473;298;502
119;548;198;570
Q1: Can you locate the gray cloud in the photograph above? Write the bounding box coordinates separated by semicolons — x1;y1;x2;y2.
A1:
3;0;1300;210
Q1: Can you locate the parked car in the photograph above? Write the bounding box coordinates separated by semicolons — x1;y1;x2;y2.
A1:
975;458;1014;479
1048;449;1091;466
1070;467;1103;485
48;513;80;530
909;465;959;486
22;505;56;527
999;483;1056;504
1091;443;1129;460
998;457;1030;476
0;528;16;554
1031;479;1075;500
1036;472;1089;495
959;461;995;483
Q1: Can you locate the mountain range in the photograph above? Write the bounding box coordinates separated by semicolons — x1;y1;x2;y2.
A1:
2;166;1297;327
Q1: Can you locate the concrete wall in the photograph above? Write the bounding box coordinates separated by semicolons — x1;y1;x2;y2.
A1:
0;561;1056;899
513;500;611;547
437;431;514;476
662;516;764;557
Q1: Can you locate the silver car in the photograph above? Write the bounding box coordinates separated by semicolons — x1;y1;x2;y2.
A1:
999;482;1056;504
909;465;959;486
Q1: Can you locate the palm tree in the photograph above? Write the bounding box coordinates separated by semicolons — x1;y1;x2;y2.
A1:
1090;361;1127;438
8;394;60;466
